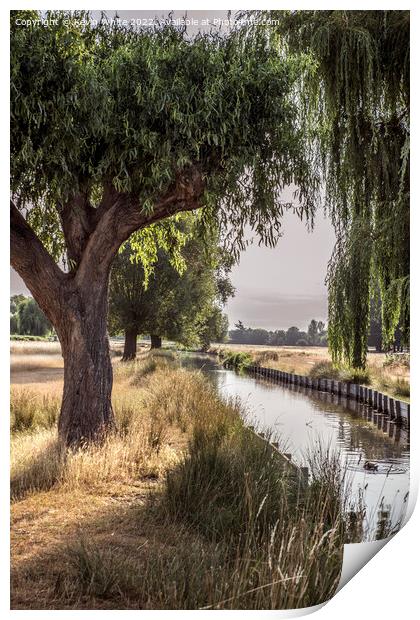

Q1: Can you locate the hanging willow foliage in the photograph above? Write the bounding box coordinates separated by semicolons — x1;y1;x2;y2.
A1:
255;10;410;367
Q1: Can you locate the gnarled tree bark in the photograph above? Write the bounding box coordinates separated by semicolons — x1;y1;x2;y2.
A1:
59;278;115;445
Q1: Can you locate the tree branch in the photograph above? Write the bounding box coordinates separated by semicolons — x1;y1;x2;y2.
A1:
75;167;206;290
10;200;68;324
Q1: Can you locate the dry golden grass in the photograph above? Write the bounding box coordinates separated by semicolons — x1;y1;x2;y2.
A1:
10;341;63;355
11;358;190;501
10;344;364;610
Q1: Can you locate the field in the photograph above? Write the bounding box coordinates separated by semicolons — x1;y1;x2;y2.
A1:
210;344;410;400
10;341;366;610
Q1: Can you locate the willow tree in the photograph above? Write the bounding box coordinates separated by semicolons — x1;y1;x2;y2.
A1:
11;11;319;445
272;10;410;367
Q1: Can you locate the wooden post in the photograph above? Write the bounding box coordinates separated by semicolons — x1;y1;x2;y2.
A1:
395;399;401;421
389;398;395;419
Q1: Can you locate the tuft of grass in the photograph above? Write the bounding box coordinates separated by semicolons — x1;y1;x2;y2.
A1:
11;430;66;499
309;361;371;385
309;361;341;380
11;389;61;432
67;538;129;599
117;350;179;385
165;405;298;542
344;368;371;385
63;428;356;610
376;374;410;400
254;350;279;364
393;378;410;398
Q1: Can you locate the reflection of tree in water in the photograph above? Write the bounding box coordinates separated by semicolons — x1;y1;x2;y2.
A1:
302;389;409;461
204;365;409;462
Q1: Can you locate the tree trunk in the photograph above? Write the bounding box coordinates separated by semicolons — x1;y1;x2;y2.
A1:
150;334;162;349
11;169;205;447
57;283;116;447
122;328;138;361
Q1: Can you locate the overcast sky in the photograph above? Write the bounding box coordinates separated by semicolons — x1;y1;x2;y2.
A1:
11;10;336;331
225;209;335;330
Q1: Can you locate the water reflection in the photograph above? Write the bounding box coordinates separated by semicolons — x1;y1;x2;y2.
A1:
179;353;410;540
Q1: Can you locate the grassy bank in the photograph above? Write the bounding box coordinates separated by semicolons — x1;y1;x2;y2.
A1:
211;345;410;401
11;350;366;610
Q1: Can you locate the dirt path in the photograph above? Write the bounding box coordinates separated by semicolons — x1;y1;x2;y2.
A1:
11;480;172;609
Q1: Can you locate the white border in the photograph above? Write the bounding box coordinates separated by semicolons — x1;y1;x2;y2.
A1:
1;2;418;619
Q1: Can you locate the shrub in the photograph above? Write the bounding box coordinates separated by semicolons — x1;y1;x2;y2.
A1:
296;338;309;346
344;368;371;385
309;361;341;381
221;351;253;370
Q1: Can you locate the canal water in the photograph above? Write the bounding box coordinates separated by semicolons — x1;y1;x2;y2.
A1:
180;353;410;541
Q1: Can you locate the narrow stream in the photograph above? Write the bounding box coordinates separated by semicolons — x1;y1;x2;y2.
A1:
180;352;410;540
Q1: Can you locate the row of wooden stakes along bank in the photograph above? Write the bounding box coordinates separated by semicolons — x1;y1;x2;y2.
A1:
239;365;410;429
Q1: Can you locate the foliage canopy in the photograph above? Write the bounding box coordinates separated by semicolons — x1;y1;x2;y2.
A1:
11;10;319;264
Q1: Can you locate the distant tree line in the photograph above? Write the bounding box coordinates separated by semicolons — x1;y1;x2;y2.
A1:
10;294;52;337
229;319;327;347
